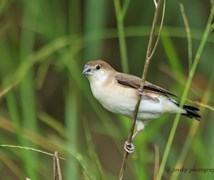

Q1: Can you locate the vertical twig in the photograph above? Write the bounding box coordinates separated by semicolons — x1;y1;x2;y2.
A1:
53;151;62;180
119;0;165;179
53;153;57;180
153;0;158;8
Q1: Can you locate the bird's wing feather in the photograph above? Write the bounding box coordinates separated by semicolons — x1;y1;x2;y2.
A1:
115;72;177;97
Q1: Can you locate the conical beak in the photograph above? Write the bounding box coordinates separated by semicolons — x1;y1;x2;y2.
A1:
82;64;93;76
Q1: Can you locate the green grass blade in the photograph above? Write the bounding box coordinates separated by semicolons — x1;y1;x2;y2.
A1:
156;3;214;180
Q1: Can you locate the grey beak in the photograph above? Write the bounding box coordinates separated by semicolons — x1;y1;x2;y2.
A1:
82;64;93;76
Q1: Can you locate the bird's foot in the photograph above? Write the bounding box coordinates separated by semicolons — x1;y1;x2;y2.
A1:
137;88;159;102
124;141;135;153
137;88;144;96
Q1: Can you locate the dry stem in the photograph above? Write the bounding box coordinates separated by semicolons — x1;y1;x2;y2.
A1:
53;151;62;180
119;0;165;179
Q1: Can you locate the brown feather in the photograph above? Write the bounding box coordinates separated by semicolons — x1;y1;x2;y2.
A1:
115;72;177;97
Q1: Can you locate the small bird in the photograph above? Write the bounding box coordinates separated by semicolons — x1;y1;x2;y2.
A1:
83;60;201;152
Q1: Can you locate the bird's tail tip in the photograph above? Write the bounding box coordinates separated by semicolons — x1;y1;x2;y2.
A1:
182;105;201;121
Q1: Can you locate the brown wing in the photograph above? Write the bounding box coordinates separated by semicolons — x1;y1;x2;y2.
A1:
115;72;177;97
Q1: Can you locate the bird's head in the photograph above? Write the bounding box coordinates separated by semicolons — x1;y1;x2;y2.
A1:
82;60;115;84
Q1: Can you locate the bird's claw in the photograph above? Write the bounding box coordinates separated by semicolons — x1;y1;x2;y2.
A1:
124;141;135;153
137;88;159;102
137;88;143;96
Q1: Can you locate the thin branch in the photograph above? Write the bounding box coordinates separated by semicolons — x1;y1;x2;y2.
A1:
149;0;166;59
153;0;158;8
119;0;164;179
0;144;65;160
0;81;19;98
53;151;63;180
140;0;162;84
53;154;57;180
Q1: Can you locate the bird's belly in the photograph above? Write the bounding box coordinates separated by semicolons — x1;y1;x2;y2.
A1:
100;93;164;119
137;100;163;119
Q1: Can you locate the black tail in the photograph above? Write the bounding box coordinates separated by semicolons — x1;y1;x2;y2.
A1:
182;105;201;121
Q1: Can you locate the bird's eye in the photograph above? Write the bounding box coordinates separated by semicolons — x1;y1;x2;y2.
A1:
95;64;101;70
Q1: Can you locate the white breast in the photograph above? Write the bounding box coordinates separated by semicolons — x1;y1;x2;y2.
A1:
90;79;137;117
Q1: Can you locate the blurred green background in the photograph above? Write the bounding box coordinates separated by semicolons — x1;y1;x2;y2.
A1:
0;0;213;179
